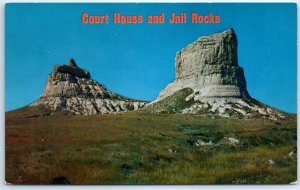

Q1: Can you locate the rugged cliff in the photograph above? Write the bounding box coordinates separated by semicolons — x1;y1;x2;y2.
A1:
148;29;285;120
30;58;146;115
156;28;250;102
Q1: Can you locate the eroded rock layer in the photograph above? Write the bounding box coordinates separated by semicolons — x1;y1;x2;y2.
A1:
31;59;146;115
148;29;285;120
156;28;250;102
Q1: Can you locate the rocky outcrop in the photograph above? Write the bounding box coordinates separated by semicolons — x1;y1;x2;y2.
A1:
40;59;113;99
155;28;250;102
31;58;146;115
148;29;285;120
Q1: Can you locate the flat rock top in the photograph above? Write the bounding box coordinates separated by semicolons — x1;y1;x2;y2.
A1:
180;28;237;54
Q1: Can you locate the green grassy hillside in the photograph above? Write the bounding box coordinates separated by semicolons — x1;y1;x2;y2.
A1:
5;107;297;184
145;88;196;113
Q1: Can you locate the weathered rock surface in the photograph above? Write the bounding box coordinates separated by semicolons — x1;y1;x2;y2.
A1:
148;29;286;120
155;28;250;102
30;58;146;115
181;93;282;120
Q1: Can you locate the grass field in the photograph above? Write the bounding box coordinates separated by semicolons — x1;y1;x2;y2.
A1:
5;106;297;184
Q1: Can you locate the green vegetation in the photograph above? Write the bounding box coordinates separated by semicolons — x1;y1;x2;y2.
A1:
5;107;297;184
145;88;195;113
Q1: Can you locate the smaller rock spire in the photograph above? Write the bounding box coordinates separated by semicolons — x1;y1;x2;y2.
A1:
68;58;78;68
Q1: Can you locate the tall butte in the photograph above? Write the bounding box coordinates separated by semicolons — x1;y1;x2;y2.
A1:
156;28;250;101
30;58;146;115
148;28;285;120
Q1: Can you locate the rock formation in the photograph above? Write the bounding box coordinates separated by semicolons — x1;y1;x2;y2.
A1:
30;58;146;115
29;29;285;120
148;28;285;120
156;28;250;102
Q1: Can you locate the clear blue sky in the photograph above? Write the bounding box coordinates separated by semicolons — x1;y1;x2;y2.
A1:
5;3;297;113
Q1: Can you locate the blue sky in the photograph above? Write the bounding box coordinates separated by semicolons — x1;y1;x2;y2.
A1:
5;3;297;113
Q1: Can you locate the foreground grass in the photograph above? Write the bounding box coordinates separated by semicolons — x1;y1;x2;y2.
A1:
5;109;297;184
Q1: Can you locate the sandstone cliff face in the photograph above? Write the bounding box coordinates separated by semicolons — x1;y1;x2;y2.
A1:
156;28;250;102
148;29;284;120
31;59;146;115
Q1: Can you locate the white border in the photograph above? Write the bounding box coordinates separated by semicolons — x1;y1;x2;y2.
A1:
0;0;298;190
